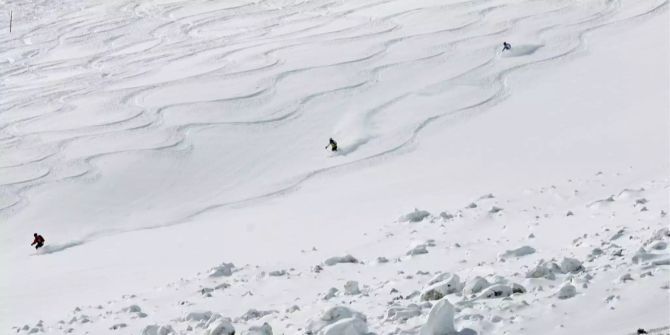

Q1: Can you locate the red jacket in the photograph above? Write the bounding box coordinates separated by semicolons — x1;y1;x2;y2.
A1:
31;235;45;245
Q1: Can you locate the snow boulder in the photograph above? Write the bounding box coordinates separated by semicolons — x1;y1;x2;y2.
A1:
306;306;367;335
420;298;475;335
324;255;359;266
142;325;175;335
421;273;462;301
462;276;490;297
185;311;214;322
556;283;577;299
400;209;431;223
407;244;429;256
499;246;535;259
526;260;561;280
247;323;272;335
344;281;361;295
208;263;235;277
320;317;368;335
386;304;422;322
268;270;287;277
205;319;235;335
475;284;513;299
559;257;583;273
237;309;277;322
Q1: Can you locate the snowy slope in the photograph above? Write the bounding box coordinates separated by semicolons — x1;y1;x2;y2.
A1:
1;0;668;334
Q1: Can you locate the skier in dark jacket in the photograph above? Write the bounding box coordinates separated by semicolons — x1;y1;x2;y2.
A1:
502;42;511;51
326;138;338;151
31;233;45;250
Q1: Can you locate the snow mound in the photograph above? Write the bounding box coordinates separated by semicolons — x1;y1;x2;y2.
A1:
184;311;214;322
307;306;367;335
237;309;277;322
319;316;368;335
324;255;359;266
559;257;583;273
462;276;491;297
399;209;431;223
499;246;536;259
141;325;175;335
421;273;462;301
247;323;273;335
344;281;361;295
386;304;422;322
205;318;235;335
556;283;577;299
420;298;475;335
407;244;429;256
526;260;562;280
268;270;287;277
475;284;515;299
208;263;235;277
616;188;645;199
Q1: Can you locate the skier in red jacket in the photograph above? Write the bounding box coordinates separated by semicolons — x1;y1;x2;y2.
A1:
31;233;45;250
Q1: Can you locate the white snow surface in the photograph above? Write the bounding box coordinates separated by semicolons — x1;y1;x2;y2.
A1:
1;0;668;334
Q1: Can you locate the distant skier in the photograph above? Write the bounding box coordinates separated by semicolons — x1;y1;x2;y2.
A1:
502;42;511;52
31;233;45;250
325;138;338;152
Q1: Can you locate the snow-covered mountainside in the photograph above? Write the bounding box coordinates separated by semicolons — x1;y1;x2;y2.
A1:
1;0;668;334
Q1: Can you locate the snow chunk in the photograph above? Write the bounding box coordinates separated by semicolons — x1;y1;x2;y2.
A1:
268;270;287;277
248;323;273;335
419;298;455;335
286;305;300;313
421;274;462;301
320;316;368;335
488;206;503;214
400;209;431;223
559;257;583;273
122;305;142;313
407;244;429;256
557;283;577;299
609;229;625;241
185;311;213;322
307;306;366;334
475;284;513;299
237;309;277;322
462;276;490;296
325;255;359;266
619;273;634;282
526;260;561;280
109;323;127;330
499;246;536;259
208;263;235;277
344;281;361;295
386;304;422;322
323;287;339;300
205;319;235;335
142;325;175;335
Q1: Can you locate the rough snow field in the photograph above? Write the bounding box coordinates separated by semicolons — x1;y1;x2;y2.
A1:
1;0;668;334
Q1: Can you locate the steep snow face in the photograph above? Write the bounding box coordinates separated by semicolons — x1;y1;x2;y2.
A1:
1;0;668;334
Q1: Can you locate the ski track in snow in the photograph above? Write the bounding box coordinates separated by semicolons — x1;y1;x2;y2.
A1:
1;0;667;247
